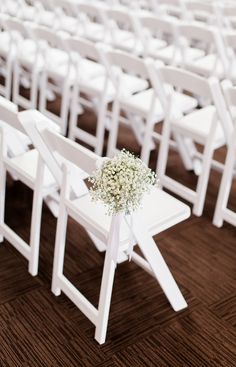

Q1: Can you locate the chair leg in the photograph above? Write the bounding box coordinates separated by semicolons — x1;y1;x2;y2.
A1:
0;165;6;243
213;146;235;227
95;97;108;156
193;141;214;217
60;82;71;136
28;187;44;276
68;84;79;141
157;117;171;180
5;58;12;100
140;118;154;165
51;201;68;296
95;215;121;344
30;70;39;109
12;63;20;106
39;72;47;116
107;98;120;157
94;251;117;344
133;214;187;312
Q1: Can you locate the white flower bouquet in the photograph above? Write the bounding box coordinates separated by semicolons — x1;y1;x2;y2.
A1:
89;150;157;215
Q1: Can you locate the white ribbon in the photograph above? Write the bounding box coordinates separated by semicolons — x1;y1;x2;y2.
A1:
124;214;136;261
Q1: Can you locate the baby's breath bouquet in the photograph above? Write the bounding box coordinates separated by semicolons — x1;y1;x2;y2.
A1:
89;149;157;215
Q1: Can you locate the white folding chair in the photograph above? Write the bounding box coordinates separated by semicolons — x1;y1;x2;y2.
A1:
33;26;72;135
138;15;171;58
33;1;56;29
178;22;228;79
224;31;236;84
184;0;219;25
159;0;187;19
105;50;162;163
29;122;190;344
157;67;233;216
146;16;204;67
0;15;14;99
106;50;198;164
105;7;146;55
220;4;236;30
5;18;40;110
77;3;109;43
0;97;58;276
213;80;236;227
68;37;113;156
52;0;80;36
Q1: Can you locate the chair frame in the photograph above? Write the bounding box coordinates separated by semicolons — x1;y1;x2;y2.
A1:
27;122;189;344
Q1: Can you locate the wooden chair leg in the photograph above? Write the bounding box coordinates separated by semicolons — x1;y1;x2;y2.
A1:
28;160;45;276
0;165;6;243
95;215;121;344
51;202;68;296
213;145;235;227
133;214;187;312
194;140;214;217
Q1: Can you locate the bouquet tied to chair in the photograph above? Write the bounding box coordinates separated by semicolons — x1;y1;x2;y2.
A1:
89;149;157;259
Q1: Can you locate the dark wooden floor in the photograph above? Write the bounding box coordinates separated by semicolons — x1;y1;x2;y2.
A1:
1;105;236;367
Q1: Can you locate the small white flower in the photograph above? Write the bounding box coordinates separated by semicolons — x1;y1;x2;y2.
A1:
89;149;157;215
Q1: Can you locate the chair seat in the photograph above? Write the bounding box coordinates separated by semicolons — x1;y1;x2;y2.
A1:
83;22;106;42
186;54;225;78
9;149;56;188
172;105;225;146
69;187;190;245
0;32;11;56
154;45;204;65
120;74;148;95
48;58;105;83
120;88;164;120
58;16;78;35
38;11;55;28
18;39;39;69
120;87;197;120
147;37;167;54
79;76;115;101
116;37;144;55
20;6;36;21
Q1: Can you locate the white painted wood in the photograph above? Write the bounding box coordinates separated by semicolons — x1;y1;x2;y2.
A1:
32;126;190;344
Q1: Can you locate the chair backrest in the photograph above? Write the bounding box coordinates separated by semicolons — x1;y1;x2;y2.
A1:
105;7;143;45
223;31;236;78
37;0;53;11
157;66;212;99
4;17;27;35
18;110;62;184
0;97;32;157
53;0;76;17
41;127;98;176
179;22;228;69
156;66;234;146
32;25;68;51
185;0;216;21
78;2;107;17
19;111;98;187
139;14;178;39
67;36;100;62
221;80;236;128
0;96;25;134
106;49;149;80
178;22;215;44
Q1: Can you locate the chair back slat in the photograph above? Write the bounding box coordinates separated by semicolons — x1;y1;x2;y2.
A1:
0;97;25;134
18;110;62;184
106;49;149;79
41;128;98;176
178;22;215;43
67;37;100;61
157;66;212;98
